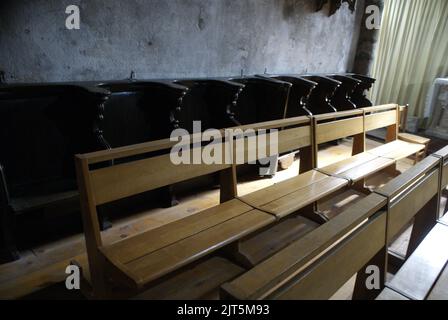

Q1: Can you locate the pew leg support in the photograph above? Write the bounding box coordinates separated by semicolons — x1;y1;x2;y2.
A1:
406;195;438;258
352;180;371;195
97;210;112;231
222;241;254;269
352;247;387;300
161;186;179;208
301;203;328;225
299;146;314;174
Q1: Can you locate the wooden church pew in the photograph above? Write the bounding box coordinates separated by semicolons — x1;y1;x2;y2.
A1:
376;148;448;300
354;154;442;298
222;149;445;300
75;116;318;298
316;104;425;193
75;105;434;299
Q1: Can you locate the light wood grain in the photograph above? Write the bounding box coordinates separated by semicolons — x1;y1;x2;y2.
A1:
319;152;378;175
260;176;348;219
102;199;253;264
123;210;274;287
271;213;386;300
365;110;397;131
90;148;231;205
367;140;425;160
237;216;319;267
134;257;245;300
362;104;398;113
387;170;439;242
387;223;448;300
316;117;364;144
221;193;387;300
376;155;440;198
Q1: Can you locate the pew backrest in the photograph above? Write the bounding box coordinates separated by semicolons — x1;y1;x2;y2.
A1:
75;115;312;255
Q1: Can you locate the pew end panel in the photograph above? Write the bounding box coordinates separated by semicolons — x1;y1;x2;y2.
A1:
375;155;441;260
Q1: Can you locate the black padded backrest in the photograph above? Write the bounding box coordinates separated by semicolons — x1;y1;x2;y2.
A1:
346;74;376;107
270;75;317;117
97;81;189;148
173;79;243;131
0;85;109;196
300;75;341;115
328;75;361;111
229;77;291;125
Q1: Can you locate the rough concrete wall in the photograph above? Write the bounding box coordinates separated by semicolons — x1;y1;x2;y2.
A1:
352;0;383;75
0;0;363;83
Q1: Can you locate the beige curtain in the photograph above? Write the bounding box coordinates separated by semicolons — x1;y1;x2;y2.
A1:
371;0;448;120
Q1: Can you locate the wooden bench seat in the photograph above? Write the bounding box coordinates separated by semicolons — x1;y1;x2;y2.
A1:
240;170;348;219
75;104;435;299
398;132;430;146
367;139;425;161
134;257;245;300
101;205;273;288
378;223;448;300
318;152;394;184
75;116;316;298
233;215;319;267
314;105;427;192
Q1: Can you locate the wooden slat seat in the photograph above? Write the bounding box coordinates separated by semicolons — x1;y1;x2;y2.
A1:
318;152;394;184
235;215;319;267
101;204;274;288
240;170;348;219
134;257;245;300
367;139;425;161
313;104;429;193
384;223;448;300
398;133;430;146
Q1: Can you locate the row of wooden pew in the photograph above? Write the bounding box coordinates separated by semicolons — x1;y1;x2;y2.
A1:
74;104;440;299
0;74;374;262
